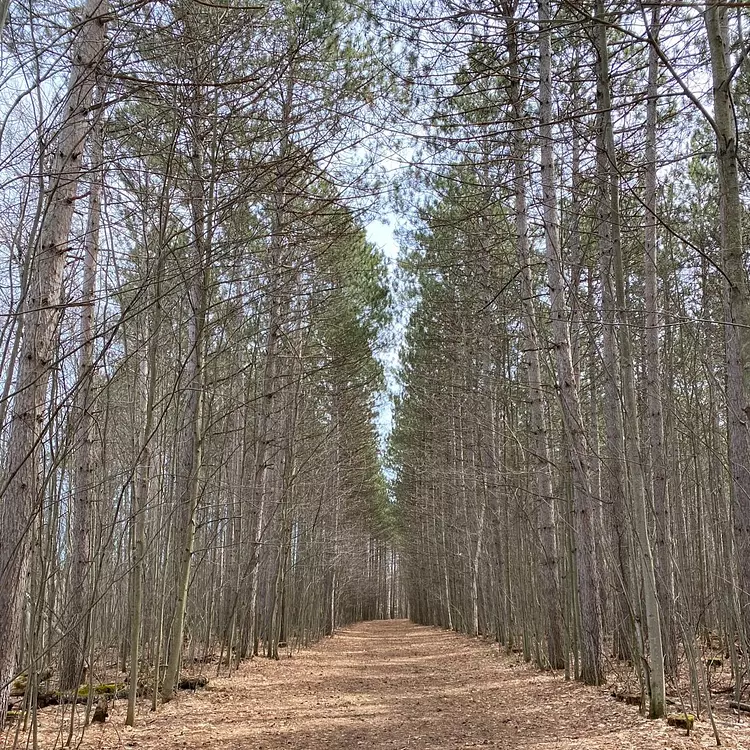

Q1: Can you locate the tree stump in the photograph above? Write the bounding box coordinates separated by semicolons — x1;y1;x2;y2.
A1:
667;713;695;733
178;676;208;690
92;698;108;724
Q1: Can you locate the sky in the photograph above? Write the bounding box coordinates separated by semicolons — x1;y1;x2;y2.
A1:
366;218;403;455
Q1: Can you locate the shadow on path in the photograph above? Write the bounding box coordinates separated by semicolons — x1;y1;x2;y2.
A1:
44;619;718;749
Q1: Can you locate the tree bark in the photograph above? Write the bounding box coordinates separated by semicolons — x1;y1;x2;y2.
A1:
127;229;167;722
247;73;295;652
0;0;107;727
504;3;563;669
161;96;209;703
60;94;104;692
594;1;665;715
539;0;603;686
644;1;676;680
704;0;750;638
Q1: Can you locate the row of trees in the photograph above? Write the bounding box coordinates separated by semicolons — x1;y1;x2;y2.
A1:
6;0;750;740
0;0;400;739
391;0;750;723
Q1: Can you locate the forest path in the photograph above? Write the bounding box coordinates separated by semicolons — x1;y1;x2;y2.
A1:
36;620;726;749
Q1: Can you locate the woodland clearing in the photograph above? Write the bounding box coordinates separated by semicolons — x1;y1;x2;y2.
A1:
8;620;750;750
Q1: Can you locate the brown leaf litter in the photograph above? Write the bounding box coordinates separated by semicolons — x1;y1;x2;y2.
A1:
6;620;750;749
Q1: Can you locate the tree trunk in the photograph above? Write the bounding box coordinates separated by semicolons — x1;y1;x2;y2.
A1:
248;73;295;651
704;0;750;639
0;0;107;727
127;231;166;723
594;1;665;715
592;61;632;665
161;98;209;703
644;1;676;680
505;7;563;669
61;96;104;692
539;0;603;685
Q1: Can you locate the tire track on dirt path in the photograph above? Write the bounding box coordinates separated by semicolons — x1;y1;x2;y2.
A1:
30;620;746;749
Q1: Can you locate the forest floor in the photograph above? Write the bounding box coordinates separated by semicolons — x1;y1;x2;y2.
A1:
10;619;750;749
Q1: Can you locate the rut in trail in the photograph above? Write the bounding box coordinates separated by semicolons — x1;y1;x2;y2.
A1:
37;621;716;749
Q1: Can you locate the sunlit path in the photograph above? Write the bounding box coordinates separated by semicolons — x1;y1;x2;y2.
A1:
3;0;750;739
32;620;731;750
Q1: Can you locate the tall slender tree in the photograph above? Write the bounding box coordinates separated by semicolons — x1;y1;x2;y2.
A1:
0;0;108;726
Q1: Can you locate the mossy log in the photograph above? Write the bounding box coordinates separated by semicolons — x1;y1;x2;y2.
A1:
178;676;208;690
9;680;166;711
10;669;53;696
10;682;25;697
10;683;128;710
62;683;127;702
79;683;126;696
667;713;695;732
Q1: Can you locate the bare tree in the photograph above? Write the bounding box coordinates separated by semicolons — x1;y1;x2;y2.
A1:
0;0;108;726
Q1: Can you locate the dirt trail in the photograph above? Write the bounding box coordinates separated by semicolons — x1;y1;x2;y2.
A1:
20;620;750;749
